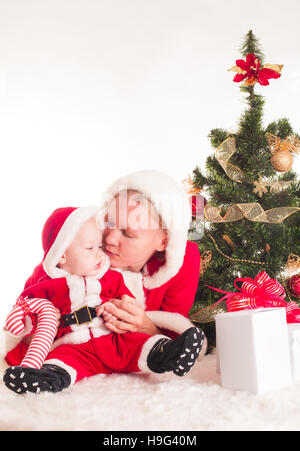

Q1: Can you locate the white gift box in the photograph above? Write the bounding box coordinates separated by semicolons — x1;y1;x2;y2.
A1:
216;308;292;394
288;324;300;381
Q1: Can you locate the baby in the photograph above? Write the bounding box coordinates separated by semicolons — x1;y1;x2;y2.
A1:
3;206;204;394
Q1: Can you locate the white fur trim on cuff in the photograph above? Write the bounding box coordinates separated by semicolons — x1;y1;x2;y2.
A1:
138;334;168;373
44;358;77;386
146;310;194;335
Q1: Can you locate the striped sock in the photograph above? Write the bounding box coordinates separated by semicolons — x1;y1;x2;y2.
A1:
6;297;58;369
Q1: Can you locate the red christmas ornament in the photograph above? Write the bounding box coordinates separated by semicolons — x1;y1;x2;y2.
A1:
190;194;207;219
182;175;207;219
288;274;300;299
228;53;283;86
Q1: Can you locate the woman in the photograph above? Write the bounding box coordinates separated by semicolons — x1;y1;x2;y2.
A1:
97;169;204;342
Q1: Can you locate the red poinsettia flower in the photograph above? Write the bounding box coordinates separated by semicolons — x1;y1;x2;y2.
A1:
229;53;283;86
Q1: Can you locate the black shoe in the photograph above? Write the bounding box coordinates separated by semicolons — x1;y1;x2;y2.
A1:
147;326;205;377
3;364;71;395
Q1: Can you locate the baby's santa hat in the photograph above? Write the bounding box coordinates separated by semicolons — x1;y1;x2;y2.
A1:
99;170;192;289
42;206;109;279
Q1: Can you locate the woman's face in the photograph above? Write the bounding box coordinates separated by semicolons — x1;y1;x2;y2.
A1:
103;191;167;272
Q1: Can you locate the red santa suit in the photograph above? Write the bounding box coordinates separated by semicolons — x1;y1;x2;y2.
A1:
2;170;204;383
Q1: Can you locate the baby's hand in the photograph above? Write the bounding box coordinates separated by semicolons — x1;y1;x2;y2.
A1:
96;303;117;324
95;305;104;317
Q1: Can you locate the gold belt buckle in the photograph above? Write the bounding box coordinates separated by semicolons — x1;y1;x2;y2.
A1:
74;305;93;326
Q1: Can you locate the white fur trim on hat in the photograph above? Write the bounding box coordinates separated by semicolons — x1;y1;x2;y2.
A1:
99;170;192;289
43;206;106;279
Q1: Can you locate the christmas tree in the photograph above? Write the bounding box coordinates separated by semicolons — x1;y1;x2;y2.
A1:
189;31;300;346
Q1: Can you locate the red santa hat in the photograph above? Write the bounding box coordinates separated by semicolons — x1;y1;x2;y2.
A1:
99;170;192;289
42;206;109;279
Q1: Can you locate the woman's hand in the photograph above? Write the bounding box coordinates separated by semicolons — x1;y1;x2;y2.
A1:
97;295;160;335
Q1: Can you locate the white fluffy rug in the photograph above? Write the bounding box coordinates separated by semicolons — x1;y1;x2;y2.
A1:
1;352;300;431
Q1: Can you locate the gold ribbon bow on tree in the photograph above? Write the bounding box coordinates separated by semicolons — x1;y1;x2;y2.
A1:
267;133;300;156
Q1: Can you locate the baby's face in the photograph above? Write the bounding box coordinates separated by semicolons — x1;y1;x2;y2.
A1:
59;218;105;277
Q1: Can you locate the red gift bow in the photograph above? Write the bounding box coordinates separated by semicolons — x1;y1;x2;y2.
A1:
208;271;300;323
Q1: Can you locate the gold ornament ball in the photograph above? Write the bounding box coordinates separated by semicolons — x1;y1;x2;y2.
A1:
271;149;293;172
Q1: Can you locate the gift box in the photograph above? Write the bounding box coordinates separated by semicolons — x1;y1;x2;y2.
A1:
216;307;292;394
288;324;300;381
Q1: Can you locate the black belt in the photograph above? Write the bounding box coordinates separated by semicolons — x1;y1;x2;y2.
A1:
61;305;98;328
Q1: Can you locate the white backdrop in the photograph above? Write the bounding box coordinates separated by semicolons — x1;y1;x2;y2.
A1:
0;0;299;321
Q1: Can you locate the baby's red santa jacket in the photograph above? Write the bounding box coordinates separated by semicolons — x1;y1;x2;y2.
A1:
4;267;133;366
